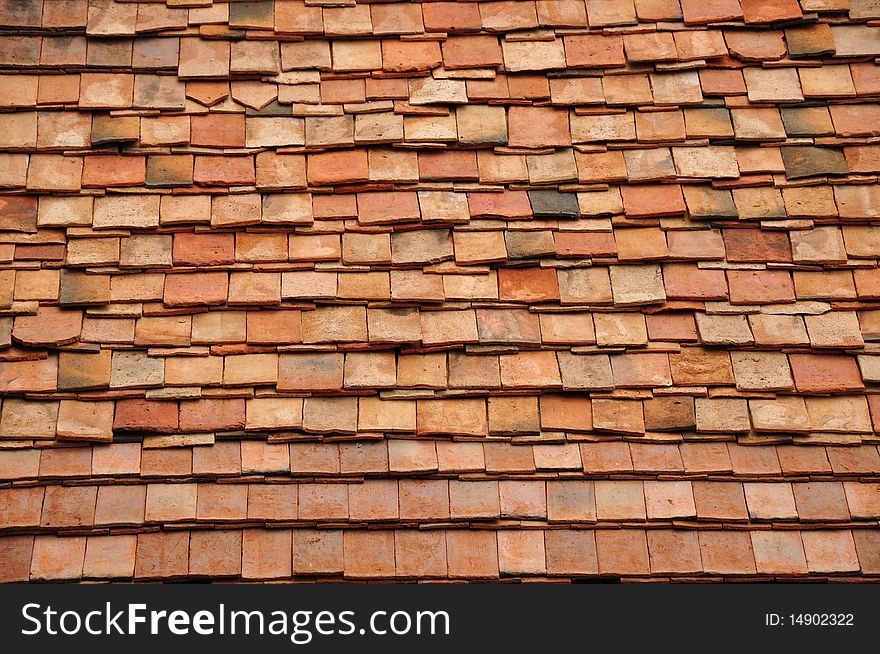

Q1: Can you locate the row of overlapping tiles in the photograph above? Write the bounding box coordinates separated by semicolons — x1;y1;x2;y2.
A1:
3;526;878;582
4;476;879;529
2;0;875;35
2;388;880;441
4;440;879;480
2;107;879;151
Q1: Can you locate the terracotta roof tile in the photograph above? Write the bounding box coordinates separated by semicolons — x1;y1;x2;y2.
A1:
597;529;649;575
752;531;808;575
498;530;545;576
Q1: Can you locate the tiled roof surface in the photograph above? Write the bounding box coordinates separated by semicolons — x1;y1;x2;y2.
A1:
1;0;880;582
